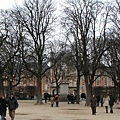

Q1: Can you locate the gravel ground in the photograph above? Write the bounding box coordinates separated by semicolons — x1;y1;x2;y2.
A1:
5;100;120;120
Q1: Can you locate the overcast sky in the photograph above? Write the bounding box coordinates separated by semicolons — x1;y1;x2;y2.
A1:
0;0;64;10
0;0;114;10
0;0;24;9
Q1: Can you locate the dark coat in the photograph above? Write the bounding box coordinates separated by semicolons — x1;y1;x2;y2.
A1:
0;98;7;116
7;97;18;110
90;96;97;107
109;95;115;106
67;94;71;100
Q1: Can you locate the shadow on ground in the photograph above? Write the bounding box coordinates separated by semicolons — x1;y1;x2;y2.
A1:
30;119;52;120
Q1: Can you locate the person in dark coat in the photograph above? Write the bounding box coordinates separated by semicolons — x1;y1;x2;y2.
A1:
90;95;97;115
7;93;19;120
100;95;103;107
0;95;7;120
70;94;75;104
67;94;71;104
109;94;115;113
44;92;48;103
48;93;51;101
96;95;100;106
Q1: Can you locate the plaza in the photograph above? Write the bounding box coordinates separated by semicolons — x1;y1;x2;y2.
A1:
5;100;120;120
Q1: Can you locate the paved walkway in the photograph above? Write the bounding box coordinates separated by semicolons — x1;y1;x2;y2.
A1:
5;100;120;120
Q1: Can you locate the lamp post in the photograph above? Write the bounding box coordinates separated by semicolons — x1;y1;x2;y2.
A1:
9;78;12;96
104;77;107;94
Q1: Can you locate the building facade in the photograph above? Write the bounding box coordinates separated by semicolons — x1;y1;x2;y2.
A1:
3;67;115;99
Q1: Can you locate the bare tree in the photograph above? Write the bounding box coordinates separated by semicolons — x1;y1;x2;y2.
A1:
13;0;57;104
103;0;120;98
0;10;22;96
62;0;110;105
49;40;67;95
104;35;120;96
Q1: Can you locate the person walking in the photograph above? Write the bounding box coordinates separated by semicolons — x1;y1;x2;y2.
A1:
90;94;97;115
96;95;100;107
7;93;19;120
50;95;54;107
100;95;104;107
54;94;60;107
70;94;75;104
109;94;115;113
67;94;71;104
103;94;109;113
0;95;7;120
44;92;48;103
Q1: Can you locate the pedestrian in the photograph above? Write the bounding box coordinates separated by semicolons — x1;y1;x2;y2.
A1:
0;95;7;120
50;95;54;107
90;94;97;115
44;92;48;103
54;94;60;107
67;94;71;104
100;95;103;107
96;95;100;107
81;93;86;100
7;93;19;120
70;94;75;104
48;93;51;101
109;94;115;113
103;94;109;113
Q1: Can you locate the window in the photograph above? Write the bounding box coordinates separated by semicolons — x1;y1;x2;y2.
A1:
104;77;107;86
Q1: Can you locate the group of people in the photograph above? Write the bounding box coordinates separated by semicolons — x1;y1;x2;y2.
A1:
90;94;115;115
50;94;60;107
67;93;76;104
44;92;51;103
0;93;19;120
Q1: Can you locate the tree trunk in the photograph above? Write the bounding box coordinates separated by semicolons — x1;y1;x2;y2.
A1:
36;77;43;104
85;84;91;106
0;75;4;96
85;75;92;106
8;80;12;96
76;70;80;104
56;81;59;95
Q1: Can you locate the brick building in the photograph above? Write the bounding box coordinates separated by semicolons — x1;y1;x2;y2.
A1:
3;67;115;99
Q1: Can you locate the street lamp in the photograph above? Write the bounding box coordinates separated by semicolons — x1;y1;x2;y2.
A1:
105;77;107;94
9;78;12;96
